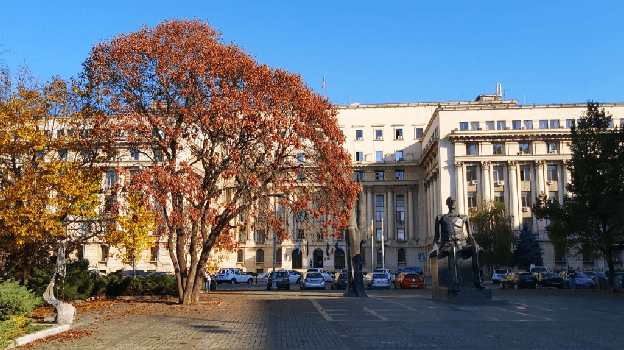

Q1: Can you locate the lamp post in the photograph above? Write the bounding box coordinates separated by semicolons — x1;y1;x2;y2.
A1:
271;200;278;290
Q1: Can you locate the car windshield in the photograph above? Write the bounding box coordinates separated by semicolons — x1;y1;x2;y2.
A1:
543;273;557;278
495;269;508;274
532;267;547;273
373;274;386;279
307;273;322;278
574;272;588;278
275;272;287;278
404;274;420;279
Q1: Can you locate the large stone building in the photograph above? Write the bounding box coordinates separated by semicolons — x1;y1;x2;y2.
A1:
83;91;624;276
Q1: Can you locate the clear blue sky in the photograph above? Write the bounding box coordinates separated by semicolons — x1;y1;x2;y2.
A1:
1;1;622;106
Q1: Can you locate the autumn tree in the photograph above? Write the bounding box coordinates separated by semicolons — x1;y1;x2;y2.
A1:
469;200;515;274
533;102;624;289
81;20;360;304
0;69;102;280
104;191;156;278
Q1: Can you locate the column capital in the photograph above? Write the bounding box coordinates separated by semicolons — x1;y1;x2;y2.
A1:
507;160;518;168
385;185;394;192
481;160;491;169
536;160;546;166
454;161;464;168
365;185;374;191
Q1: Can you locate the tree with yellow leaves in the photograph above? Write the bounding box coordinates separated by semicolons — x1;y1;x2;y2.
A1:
104;191;155;278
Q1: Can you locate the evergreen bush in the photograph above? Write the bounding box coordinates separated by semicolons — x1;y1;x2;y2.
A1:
27;259;102;300
0;280;43;320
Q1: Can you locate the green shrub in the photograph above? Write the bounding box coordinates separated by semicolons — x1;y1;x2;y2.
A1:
145;274;177;296
104;273;177;297
0;280;43;320
27;259;103;300
0;315;50;349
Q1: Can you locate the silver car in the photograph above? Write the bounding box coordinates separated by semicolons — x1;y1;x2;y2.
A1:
300;272;327;290
365;273;392;289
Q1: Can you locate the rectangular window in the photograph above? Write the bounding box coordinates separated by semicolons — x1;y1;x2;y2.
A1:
415;128;424;138
608;119;614;128
376;151;383;162
522;217;533;230
494;191;504;204
375;129;383;140
375;195;384;222
130;149;140;160
395;128;403;139
375;171;384;181
255;230;266;242
550;120;560;129
470;122;480;130
520;165;531;181
547;142;557;153
376;228;383;241
524;120;533;129
99;245;109;262
355;152;363;162
621;119;624;128
466;143;478;155
297;153;304;163
466;166;477;181
150;246;159;262
496;121;506;130
518;142;530;154
548;191;559;202
106;170;116;188
356;130;363;140
397;228;405;241
58;149;68;160
467;192;477;209
539;120;548;129
395;150;403;161
396;195;405;223
521;191;532;208
492;165;503;182
492;143;504;155
547;164;558;182
459;122;468;131
395;170;404;180
566;119;575;128
486;121;495;130
355;171;364;181
153;148;163;161
296;229;304;240
512;120;521;130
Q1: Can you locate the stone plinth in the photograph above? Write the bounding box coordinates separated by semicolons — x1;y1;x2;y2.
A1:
56;303;76;325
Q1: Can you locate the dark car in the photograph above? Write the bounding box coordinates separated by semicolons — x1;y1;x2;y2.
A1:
560;271;596;289
501;272;538;289
538;272;564;289
267;271;290;290
331;272;348;290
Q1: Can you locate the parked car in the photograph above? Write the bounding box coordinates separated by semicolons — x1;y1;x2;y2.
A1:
560;271;596;289
582;271;605;283
537;272;564;289
373;268;396;283
306;268;332;282
400;267;423;275
287;270;302;284
331;272;348;290
267;271;290;290
215;268;253;284
529;266;548;274
364;272;392;289
300;272;327;290
491;269;510;284
500;272;538;289
394;272;424;289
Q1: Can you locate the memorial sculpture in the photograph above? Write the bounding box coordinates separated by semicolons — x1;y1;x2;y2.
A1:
43;242;75;325
430;197;485;291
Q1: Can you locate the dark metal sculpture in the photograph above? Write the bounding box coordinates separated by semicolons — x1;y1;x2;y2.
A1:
430;197;484;291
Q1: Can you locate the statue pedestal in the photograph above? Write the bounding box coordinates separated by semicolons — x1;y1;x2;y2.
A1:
56;303;76;325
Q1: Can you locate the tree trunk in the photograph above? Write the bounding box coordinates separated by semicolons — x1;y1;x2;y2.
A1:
344;221;367;297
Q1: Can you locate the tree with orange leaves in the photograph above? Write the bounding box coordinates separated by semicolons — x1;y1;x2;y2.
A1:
81;19;360;304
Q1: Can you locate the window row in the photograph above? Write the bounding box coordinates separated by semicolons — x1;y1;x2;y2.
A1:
354;170;404;181
459;119;583;131
465;141;559;155
354;150;405;162
353;127;424;141
464;163;560;184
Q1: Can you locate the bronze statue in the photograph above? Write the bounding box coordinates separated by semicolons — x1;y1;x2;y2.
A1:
431;196;484;291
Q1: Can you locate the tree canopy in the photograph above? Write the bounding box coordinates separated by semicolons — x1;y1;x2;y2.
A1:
512;223;543;270
469;200;514;272
82;19;360;304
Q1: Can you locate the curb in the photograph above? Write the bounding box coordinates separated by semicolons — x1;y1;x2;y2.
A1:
6;324;70;349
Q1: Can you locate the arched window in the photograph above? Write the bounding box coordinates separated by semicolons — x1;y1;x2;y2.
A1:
256;249;264;263
376;248;383;266
313;249;324;268
237;249;244;263
398;248;406;265
276;248;282;264
334;249;346;270
292;249;302;269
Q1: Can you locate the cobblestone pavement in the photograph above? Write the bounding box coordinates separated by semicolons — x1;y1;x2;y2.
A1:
21;283;624;350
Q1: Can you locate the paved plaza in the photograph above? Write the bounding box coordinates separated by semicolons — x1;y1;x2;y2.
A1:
21;284;624;349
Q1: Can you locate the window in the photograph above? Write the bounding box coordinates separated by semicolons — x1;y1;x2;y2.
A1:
608;119;614;128
150;246;159;262
547;142;557;153
355;130;363;140
396;195;404;223
395;170;404;180
467;192;477;209
547;164;558;182
130;149;140;160
256;249;264;263
470;122;480;130
59;149;67;160
566;119;575;128
355;171;364;181
555;248;565;262
397;228;405;241
375;129;383;140
548;191;559;202
494;191;504;204
375;195;384;222
496;121;506;130
524;120;533;129
79;223;90;236
239;231;246;243
355;152;363;162
99;245;109;262
395;150;403;161
255;229;266;243
539;120;548;129
521;191;532;208
512;120;521;130
395;128;403;139
522;217;533;230
376;248;383;265
492;143;504;155
297;172;305;181
621;119;624;128
466;166;477;181
153;148;163;161
76;245;84;261
398;248;406;264
518;142;530;154
376;229;383;241
466;143;478;155
237;249;244;263
57;129;65;138
520;165;531;181
415;128;424;138
296;229;304;240
492;165;503;182
105;170;116;188
486;121;495;130
459;122;468;131
297;153;304;163
375;171;384;180
276;248;282;264
376;151;383;162
550;120;560;129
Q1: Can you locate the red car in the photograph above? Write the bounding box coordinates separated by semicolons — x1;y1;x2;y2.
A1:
394;272;425;289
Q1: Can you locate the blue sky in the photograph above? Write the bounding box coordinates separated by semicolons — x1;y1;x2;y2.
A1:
1;1;622;105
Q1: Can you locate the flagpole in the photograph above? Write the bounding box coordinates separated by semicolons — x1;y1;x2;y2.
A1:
381;218;385;270
371;219;374;272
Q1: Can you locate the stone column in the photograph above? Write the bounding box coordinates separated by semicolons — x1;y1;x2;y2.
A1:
357;189;366;233
366;186;374;235
562;161;570;196
508;161;520;229
557;162;565;204
535;161;546;232
455;162;465;215
425;181;431;245
407;184;415;241
386;186;394;240
481;161;491;201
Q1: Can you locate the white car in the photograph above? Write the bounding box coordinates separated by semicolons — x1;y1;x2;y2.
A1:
373;268;395;283
215;268;253;284
306;268;332;282
491;269;510;284
300;272;327;290
364;272;392;289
